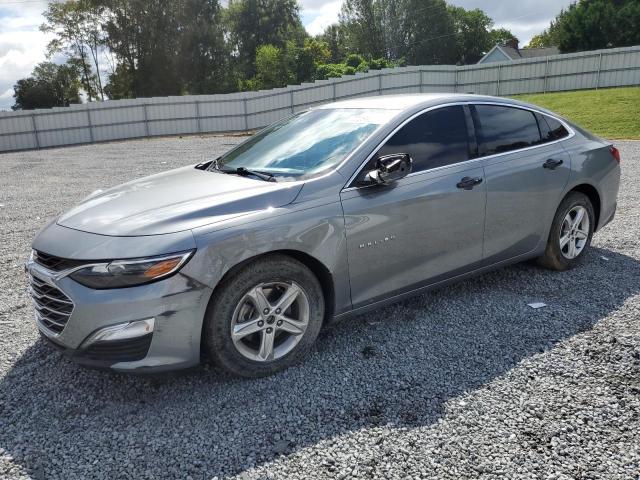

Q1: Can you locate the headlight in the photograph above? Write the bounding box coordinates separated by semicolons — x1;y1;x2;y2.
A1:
69;251;194;289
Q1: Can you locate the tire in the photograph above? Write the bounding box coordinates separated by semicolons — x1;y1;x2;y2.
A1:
203;254;324;378
537;192;595;271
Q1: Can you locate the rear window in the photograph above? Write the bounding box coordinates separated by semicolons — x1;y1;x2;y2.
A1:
473;105;542;156
541;115;570;141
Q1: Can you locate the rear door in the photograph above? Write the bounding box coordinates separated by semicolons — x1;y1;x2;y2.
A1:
340;105;487;308
472;104;571;263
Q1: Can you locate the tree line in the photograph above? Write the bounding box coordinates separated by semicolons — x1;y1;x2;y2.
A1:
12;0;640;110
529;0;640;51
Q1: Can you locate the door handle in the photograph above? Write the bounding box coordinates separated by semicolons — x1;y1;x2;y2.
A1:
543;158;564;170
456;177;483;190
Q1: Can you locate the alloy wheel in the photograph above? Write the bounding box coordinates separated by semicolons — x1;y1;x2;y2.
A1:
230;282;310;362
559;205;590;259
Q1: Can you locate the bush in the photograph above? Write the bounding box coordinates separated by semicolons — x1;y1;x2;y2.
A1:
314;54;397;81
368;58;395;70
316;63;347;80
344;53;366;69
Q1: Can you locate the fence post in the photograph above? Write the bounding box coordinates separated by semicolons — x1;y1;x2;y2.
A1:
596;52;603;89
243;96;249;132
453;68;458;93
142;102;150;137
290;91;295;113
194;100;202;133
30;114;40;149
495;65;501;96
378;73;383;95
419;70;424;93
332;81;337;101
86;105;94;143
543;58;549;93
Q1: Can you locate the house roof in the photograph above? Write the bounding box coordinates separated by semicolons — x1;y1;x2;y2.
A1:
478;45;560;64
515;46;560;59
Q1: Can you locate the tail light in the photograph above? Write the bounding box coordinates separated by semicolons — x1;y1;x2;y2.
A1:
610;146;621;163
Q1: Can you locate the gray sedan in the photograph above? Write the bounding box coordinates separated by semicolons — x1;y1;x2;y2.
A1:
26;94;621;377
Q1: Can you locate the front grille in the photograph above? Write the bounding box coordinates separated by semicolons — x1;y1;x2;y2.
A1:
29;275;74;334
33;250;87;272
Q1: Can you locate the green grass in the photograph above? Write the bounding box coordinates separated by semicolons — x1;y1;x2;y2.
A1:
514;86;640;140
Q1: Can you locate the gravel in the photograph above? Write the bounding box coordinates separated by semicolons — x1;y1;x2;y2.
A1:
1;136;639;480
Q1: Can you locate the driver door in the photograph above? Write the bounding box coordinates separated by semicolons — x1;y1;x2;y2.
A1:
340;105;487;308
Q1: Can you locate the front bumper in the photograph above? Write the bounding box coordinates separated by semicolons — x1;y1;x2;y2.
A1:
26;257;213;372
40;325;154;369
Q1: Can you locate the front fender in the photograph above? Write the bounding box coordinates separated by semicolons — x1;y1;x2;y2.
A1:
182;200;351;317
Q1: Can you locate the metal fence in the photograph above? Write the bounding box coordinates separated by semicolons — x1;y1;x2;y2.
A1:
1;45;639;153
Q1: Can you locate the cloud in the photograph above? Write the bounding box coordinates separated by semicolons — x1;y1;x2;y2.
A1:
0;88;14;100
0;30;52;111
300;0;342;36
0;1;51;110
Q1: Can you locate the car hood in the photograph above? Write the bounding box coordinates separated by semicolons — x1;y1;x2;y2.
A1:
57;166;303;236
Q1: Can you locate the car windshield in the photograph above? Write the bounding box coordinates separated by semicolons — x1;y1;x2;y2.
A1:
211;108;396;180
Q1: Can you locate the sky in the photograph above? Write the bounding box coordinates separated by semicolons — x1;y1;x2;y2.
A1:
0;0;573;110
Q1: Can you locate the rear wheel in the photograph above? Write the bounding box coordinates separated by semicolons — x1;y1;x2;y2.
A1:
538;192;595;271
203;255;324;377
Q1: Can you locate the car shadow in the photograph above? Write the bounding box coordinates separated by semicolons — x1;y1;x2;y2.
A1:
1;247;638;479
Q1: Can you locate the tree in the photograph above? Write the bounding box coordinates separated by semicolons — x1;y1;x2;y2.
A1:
392;0;457;65
527;33;551;49
247;44;293;90
12;61;82;110
317;24;348;64
527;11;564;48
449;6;493;64
556;0;639;52
339;0;457;65
102;0;184;97
41;0;107;101
293;39;332;84
302;38;331;66
530;0;640;52
101;0;232;97
34;0;411;100
178;0;232;94
339;0;385;59
246;37;331;90
226;0;306;81
103;63;134;100
490;28;516;47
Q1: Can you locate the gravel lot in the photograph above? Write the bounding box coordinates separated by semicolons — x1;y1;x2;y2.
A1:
0;136;639;480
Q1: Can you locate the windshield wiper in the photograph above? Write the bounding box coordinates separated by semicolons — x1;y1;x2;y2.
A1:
224;167;277;182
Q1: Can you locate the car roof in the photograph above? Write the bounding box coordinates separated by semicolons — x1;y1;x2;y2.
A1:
315;93;538;114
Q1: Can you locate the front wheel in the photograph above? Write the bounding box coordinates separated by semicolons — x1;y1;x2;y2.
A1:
203;254;324;377
538;192;595;271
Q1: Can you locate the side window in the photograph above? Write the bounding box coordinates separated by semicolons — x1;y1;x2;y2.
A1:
375;106;469;174
473;105;542;156
542;115;570;141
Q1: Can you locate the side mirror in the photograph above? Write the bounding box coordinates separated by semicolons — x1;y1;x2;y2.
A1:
365;153;413;185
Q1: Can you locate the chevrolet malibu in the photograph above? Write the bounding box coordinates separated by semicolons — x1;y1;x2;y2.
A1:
26;94;621;377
